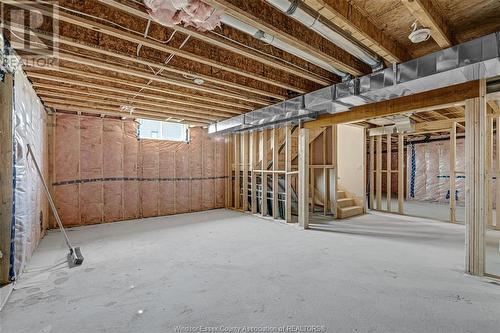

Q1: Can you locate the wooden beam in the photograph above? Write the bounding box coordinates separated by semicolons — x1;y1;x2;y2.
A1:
299;128;310;229
47;104;206;126
34;85;239;116
13;23;303;96
27;69;253;111
414;117;465;132
0;73;13;284
464;80;487;276
401;0;452;48
42;98;213;123
21;51;272;105
449;122;456;223
97;0;332;86
205;0;370;76
36;90;232;119
304;81;479;129
5;2;304;96
304;0;409;63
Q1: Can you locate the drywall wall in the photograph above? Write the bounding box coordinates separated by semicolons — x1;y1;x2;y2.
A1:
337;124;365;203
51;113;226;227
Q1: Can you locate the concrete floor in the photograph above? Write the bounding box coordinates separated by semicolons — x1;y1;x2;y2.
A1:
2;209;500;333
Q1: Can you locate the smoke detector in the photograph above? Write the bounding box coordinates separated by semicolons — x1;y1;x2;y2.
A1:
409;22;431;43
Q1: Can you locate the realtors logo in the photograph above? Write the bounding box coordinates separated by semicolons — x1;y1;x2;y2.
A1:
0;0;59;69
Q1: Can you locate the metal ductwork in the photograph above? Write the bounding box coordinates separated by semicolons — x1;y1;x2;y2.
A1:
209;32;500;135
265;0;384;71
220;14;351;80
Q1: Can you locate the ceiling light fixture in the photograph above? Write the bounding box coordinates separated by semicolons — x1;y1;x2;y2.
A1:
409;21;431;44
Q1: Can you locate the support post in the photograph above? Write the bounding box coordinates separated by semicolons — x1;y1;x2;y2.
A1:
233;133;240;209
369;135;375;210
465;80;487;276
261;129;268;216
0;73;13;284
242;132;249;211
397;134;404;214
272;128;279;219
285;125;292;222
299;128;310;229
225;134;232;208
386;134;392;212
376;135;383;210
450;122;457;223
250;131;258;214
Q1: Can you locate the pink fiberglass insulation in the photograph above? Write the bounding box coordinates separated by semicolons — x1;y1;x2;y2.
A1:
54;114;79;182
103;119;124;221
190;128;203;211
79;116;104;224
144;0;222;31
202;132;215;210
140;140;160;217
123;121;141;220
175;139;190;214
52;114;226;227
159;141;178;215
215;137;226;208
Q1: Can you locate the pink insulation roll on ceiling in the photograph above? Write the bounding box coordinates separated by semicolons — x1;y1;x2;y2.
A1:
144;0;222;31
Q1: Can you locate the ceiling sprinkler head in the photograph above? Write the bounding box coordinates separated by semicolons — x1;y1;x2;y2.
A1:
194;78;205;85
409;21;431;43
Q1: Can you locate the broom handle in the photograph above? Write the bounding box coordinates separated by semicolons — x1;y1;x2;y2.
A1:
27;144;73;251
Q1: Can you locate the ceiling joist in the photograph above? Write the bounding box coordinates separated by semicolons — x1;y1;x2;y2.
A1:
204;0;370;76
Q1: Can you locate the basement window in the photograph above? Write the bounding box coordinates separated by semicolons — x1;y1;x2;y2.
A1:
138;119;188;142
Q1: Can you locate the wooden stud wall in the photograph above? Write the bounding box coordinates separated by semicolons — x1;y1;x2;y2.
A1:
0;74;14;284
369;132;405;214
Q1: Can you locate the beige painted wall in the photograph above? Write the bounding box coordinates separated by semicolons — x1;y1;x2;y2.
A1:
337;124;365;204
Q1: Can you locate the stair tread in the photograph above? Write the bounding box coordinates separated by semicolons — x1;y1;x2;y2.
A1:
339;205;363;211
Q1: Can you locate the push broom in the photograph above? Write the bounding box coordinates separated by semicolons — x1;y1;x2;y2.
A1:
27;144;84;266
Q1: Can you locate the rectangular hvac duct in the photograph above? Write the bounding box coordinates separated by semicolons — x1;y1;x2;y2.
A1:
209;32;500;134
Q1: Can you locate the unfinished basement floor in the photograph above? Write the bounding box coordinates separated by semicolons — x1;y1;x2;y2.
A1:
1;210;500;333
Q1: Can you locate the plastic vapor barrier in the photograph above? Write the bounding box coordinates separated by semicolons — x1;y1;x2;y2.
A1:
11;68;47;279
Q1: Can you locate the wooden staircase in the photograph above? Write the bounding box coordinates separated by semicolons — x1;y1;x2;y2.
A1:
336;190;364;219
